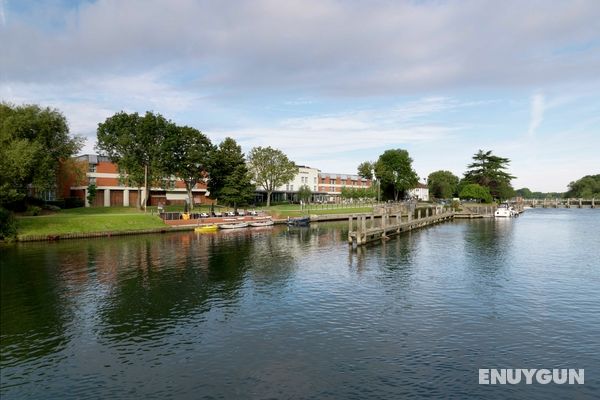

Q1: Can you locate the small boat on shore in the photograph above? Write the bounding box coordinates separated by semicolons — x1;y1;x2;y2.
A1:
287;216;310;226
218;222;249;229
195;224;218;233
250;219;274;227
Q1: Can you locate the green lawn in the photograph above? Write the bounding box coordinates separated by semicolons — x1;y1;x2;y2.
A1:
17;208;167;239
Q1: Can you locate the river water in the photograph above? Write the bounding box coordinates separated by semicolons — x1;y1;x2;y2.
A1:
1;208;599;399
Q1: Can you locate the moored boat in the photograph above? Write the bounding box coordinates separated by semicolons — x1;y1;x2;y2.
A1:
250;219;274;227
194;224;218;232
287;216;310;226
218;222;249;229
494;203;516;218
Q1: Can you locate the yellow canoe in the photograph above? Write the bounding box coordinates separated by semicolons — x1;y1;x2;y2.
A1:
194;225;218;233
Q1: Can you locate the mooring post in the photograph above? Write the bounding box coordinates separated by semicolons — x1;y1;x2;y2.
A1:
417;209;421;219
370;214;375;228
579;198;582;208
408;210;412;222
592;198;595;208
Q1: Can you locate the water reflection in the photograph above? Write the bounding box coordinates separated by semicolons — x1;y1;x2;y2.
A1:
1;211;599;400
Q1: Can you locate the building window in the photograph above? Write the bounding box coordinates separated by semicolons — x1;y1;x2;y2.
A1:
313;177;317;183
88;164;97;173
290;184;294;191
89;177;96;185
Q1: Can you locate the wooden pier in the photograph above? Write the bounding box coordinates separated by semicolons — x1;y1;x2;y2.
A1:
348;207;454;247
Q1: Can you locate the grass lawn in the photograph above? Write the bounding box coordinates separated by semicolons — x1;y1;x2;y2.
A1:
16;207;167;239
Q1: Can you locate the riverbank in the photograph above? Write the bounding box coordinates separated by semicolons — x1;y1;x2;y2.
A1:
9;204;376;242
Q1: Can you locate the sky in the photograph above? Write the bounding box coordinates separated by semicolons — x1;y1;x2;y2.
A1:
1;0;599;192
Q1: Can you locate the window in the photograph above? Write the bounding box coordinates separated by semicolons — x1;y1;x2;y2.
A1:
290;184;294;191
313;177;317;183
88;164;97;173
89;177;96;185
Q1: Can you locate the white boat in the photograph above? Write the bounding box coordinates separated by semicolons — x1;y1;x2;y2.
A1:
218;222;249;229
249;219;274;227
494;203;516;218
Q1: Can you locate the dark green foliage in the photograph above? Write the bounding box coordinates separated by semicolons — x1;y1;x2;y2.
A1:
565;175;600;198
374;149;419;201
97;111;174;208
459;183;493;203
160;126;213;209
0;207;17;239
87;184;97;206
64;197;85;209
428;170;459;199
463;150;515;200
0;103;82;205
208;138;255;207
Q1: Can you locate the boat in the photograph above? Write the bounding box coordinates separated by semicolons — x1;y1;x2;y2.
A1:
494;203;516;218
194;224;218;232
287;216;310;226
218;222;249;229
250;219;274;227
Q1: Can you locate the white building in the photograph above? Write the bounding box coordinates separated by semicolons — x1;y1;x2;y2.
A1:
254;165;321;203
408;183;429;201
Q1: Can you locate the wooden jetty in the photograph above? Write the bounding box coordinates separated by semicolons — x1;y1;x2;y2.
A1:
348;207;454;247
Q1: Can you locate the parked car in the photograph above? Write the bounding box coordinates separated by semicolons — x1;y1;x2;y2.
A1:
226;211;235;217
213;211;222;217
237;210;246;216
200;212;209;218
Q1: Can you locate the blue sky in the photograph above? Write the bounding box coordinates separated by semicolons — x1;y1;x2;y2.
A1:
1;0;599;192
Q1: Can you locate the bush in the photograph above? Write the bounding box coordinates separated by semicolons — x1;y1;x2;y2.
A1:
0;208;17;239
25;205;43;216
44;204;61;212
64;197;85;209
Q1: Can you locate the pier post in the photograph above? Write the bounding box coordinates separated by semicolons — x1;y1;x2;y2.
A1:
408;211;412;222
370;214;375;228
417;209;421;219
579;198;582;208
593;198;595;208
348;216;353;243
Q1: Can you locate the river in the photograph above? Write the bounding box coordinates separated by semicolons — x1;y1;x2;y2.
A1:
1;208;599;399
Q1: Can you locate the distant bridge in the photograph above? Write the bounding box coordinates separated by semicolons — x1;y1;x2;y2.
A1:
521;198;596;208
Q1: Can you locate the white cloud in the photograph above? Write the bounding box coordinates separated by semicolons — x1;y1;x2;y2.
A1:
527;92;545;138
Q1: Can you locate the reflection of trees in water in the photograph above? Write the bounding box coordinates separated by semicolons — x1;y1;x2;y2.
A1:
0;246;70;367
463;219;513;276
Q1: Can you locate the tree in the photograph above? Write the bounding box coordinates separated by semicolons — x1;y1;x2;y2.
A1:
565;174;600;198
207;138;254;207
374;149;418;201
0;103;83;205
427;170;459;199
97;111;174;209
219;164;255;211
298;184;312;203
357;161;374;180
161;126;213;209
459;183;492;203
87;184;97;206
247;146;298;207
463;149;515;200
515;187;533;198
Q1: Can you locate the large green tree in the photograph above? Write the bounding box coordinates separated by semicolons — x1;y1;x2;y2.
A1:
565;174;600;198
207;138;255;207
161;126;213;209
459;183;492;203
0;103;82;205
97;111;174;208
247;146;298;207
427;170;459;199
374;149;419;201
463;149;515;200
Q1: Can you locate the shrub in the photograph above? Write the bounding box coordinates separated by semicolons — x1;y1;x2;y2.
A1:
44;204;61;212
64;197;85;209
25;205;43;216
0;208;17;239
